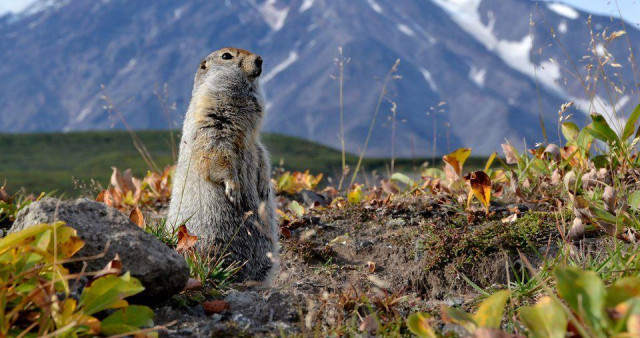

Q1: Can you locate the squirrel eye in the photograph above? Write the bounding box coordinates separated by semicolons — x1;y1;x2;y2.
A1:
200;60;207;70
221;52;233;60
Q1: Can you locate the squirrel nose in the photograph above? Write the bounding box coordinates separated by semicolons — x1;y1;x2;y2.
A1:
254;57;263;75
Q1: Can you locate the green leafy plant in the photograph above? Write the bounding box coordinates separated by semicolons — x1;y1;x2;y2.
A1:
0;186;45;229
420;267;640;337
0;222;155;337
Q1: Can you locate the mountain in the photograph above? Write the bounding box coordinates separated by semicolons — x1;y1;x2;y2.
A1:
0;0;638;156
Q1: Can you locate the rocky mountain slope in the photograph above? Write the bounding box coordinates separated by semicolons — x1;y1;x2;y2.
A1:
0;0;638;155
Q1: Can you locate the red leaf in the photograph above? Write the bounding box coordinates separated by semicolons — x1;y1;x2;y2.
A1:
129;206;145;228
203;300;230;315
176;225;198;253
184;278;203;291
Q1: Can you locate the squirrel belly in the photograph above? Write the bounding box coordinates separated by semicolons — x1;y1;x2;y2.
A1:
167;48;278;283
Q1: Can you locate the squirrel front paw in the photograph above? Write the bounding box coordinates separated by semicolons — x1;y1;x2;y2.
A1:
224;180;240;204
258;179;271;200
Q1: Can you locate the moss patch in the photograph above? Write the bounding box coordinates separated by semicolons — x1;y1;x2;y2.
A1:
420;211;565;270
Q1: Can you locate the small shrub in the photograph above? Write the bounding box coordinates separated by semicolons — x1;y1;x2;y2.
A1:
0;222;155;337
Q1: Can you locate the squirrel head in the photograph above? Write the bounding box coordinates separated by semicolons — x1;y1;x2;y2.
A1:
193;48;263;93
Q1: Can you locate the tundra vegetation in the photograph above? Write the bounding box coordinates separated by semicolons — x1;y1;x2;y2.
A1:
2;16;640;338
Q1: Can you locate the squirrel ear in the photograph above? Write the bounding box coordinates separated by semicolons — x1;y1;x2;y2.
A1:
200;60;207;70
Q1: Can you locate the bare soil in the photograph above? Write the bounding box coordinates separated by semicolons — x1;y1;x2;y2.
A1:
154;194;565;336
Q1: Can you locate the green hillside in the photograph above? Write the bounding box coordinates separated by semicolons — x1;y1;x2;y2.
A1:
0;130;488;196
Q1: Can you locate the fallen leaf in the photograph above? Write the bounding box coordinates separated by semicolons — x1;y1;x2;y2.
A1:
129;206;145;228
93;254;123;280
96;190;113;206
330;234;351;245
176;225;198;253
443;148;471;176
567;217;585;240
359;314;379;334
288;201;305;218
501;143;519;164
465;171;492;214
380;179;399;195
184;278;202;291
544;143;559;156
367;261;376;273
444;163;460;183
203;300;230;315
551;169;562;186
502;214;518;224
0;185;10;203
280;226;292;239
602;185;617;214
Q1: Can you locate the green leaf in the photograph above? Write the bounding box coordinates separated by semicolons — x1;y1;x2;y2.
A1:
530;158;550;175
79;272;145;315
555;267;607;332
587;113;621;146
472;290;510;329
577;126;594;153
101;305;154;336
406;312;437;338
443;306;477;333
592;155;609;169
606;277;640;308
390;173;415;186
623;104;640;140
519;296;567;338
628;191;640;210
422;168;446;180
562;122;581;142
287;201;305;217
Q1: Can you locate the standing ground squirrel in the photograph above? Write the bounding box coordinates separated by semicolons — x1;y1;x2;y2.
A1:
167;47;278;283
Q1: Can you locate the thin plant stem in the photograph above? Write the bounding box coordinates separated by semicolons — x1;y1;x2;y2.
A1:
336;48;350;191
350;59;400;186
101;86;160;173
389;101;397;173
155;83;178;163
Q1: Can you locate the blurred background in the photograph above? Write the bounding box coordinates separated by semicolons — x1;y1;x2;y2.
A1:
0;0;639;194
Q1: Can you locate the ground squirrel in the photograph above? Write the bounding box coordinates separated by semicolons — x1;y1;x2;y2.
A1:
167;47;278;283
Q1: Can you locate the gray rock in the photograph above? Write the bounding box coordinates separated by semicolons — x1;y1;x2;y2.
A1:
10;198;189;301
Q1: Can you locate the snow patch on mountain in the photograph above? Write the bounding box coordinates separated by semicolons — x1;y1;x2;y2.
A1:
469;65;486;87
558;20;567;33
397;24;415;36
23;0;69;16
366;0;383;14
547;3;579;20
299;0;314;13
259;0;289;31
118;58;137;76
432;0;563;96
262;51;298;83
419;67;438;92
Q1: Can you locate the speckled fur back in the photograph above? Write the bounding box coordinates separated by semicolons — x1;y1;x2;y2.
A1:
167;49;278;283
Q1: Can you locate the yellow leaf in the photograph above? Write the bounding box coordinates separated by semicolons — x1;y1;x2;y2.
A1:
347;184;364;204
407;312;437;338
484;152;497;172
465;171;492;213
443;148;471;175
472;290;510;329
288;201;305;217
